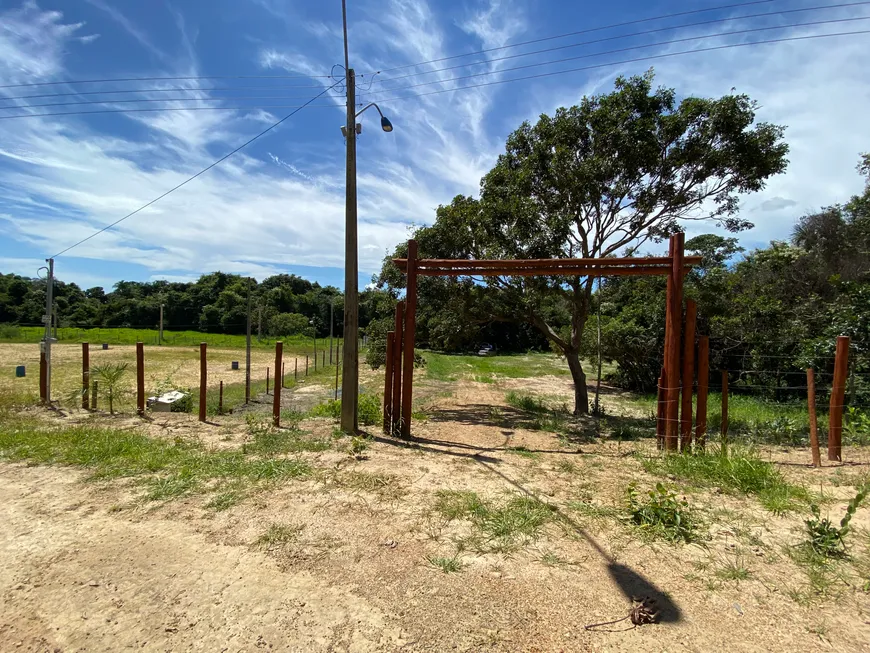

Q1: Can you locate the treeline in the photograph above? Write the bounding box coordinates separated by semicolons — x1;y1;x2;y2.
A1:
0;271;384;339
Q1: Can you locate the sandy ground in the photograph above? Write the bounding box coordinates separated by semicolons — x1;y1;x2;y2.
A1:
2;372;870;651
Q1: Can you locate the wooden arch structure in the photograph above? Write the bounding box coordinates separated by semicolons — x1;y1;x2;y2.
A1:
384;233;702;450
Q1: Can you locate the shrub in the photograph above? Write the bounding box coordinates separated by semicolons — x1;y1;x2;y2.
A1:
625;482;698;543
804;483;868;558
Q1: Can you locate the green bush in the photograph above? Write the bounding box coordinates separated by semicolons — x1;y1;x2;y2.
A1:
804;483;868;558
625;482;698;543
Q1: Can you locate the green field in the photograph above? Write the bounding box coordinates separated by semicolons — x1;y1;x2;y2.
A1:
0;324;342;353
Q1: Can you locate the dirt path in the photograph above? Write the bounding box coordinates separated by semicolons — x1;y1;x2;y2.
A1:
0;465;405;652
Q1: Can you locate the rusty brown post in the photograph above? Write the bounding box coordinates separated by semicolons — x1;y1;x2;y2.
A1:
266;367;270;395
199;343;207;422
695;336;709;449
384;331;395;433
39;349;47;403
656;367;667;449
305;355;309;376
392;301;405;436
82;342;89;409
665;233;684;451
219;380;224;415
680;300;697;450
401;241;419;438
720;370;729;452
807;368;821;468
828;335;850;462
273;341;283;427
136;342;145;416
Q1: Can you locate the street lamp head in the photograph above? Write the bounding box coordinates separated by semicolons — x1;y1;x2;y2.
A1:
380;115;393;132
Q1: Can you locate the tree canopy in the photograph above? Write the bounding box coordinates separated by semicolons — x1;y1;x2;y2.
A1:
378;70;789;413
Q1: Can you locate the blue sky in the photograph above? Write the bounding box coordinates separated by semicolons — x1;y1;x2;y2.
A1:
1;0;869;291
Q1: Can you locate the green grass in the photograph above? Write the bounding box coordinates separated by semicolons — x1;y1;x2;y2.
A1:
423;351;575;382
431;490;557;552
504;391;571;434
0;325;338;353
0;417;312;503
254;523;303;549
640;445;810;513
427;554;465;573
308;392;382;426
624;392;823;446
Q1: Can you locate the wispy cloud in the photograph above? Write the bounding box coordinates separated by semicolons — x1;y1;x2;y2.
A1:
84;0;167;62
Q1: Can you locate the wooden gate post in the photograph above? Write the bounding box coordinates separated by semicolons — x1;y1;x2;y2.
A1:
695;336;709;449
828;335;850;462
665;233;685;451
136;342;145;416
392;301;405;436
199;343;207;422
383;332;395;433
807;368;821;467
82;342;90;409
401;241;419;438
273;341;283;427
656;367;667;449
680;300;697;450
720;370;729;452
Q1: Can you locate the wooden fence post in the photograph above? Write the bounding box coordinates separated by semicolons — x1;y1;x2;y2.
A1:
199;343;207;422
273;341;283;427
384;331;395;433
91;380;98;410
219;380;224;416
807;368;821;468
720;370;729;453
136;342;145;416
695;336;709;449
656;367;667;449
828;335;850;462
680;299;697;450
401;241;419;438
82;342;89;410
266;367;270;395
392;301;405;436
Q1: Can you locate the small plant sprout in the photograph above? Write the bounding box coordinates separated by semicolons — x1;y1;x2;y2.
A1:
804;483;868;558
625;482;699;543
91;362;130;414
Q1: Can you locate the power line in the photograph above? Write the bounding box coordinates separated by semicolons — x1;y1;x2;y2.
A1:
49;82;340;259
366;0;780;75
0;84;335;101
357;29;870;105
1;93;346;110
0;73;335;91
0;103;338;121
375;2;870;84
361;17;870;98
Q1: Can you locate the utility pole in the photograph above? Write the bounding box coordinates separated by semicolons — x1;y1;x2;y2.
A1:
43;258;55;404
329;296;334;365
245;280;252;403
340;62;359;432
159;303;164;344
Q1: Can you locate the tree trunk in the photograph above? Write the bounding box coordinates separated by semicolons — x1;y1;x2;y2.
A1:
565;350;590;415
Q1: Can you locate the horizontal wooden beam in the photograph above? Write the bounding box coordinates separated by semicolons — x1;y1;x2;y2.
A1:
393;255;703;272
416;265;694;277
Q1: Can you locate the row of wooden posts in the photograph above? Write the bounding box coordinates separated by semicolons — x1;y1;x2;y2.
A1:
657;257;852;466
43;341;340;428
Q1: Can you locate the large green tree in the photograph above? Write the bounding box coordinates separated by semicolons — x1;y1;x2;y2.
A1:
381;70;788;413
